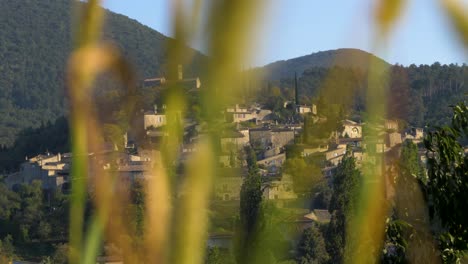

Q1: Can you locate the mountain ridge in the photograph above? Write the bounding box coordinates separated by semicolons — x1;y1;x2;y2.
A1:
257;48;391;80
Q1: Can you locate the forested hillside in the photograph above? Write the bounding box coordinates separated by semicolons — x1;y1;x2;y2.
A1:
257;48;390;80
257;63;468;127
0;0;206;146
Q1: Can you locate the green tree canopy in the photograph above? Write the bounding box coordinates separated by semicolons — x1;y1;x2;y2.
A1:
296;224;330;264
326;152;362;263
423;102;468;263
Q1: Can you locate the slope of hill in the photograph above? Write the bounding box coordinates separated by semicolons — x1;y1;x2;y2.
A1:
259;48;390;80
0;0;206;146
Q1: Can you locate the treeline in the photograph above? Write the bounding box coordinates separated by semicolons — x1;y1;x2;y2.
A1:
0;178;147;263
0;181;69;262
255;63;467;127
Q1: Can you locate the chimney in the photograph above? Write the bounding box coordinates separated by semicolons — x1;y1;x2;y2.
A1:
178;64;183;80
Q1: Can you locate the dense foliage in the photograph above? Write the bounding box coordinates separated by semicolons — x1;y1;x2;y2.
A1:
283;158;322;195
423;102;468;263
296;224;330;264
0;178;146;262
0;180;69;261
381;103;468;263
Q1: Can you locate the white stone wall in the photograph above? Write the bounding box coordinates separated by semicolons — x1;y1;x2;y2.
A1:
144;114;167;129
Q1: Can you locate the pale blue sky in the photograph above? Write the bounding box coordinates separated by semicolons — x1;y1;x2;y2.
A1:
103;0;467;66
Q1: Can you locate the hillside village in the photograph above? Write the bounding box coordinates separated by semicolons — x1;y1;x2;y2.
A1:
4;104;425;197
4;66;429;242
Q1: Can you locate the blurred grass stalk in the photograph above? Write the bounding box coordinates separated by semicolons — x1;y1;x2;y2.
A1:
68;0;105;263
345;0;403;262
67;0;263;264
68;0;139;263
162;1;263;263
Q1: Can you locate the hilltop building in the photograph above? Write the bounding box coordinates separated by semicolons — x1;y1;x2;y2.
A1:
143;65;201;90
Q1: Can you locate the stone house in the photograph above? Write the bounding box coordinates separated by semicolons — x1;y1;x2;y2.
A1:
404;128;424;143
341;120;362;138
225;104;257;123
386;132;402;148
220;130;249;151
213;168;246;201
257;153;286;168
249;127;295;150
5;153;71;190
262;174;297;200
385;119;399;131
114;162;154;184
257;153;286;177
296;104;317;115
271;128;295;148
144;111;167;130
249;127;271;149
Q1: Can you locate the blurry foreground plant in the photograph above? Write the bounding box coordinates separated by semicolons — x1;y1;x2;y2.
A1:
67;1;263;264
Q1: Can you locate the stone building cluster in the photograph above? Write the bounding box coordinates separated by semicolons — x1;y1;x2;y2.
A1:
7;70;426;206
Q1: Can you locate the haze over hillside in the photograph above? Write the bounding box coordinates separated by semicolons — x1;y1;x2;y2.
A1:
0;0;206;146
258;48;391;80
